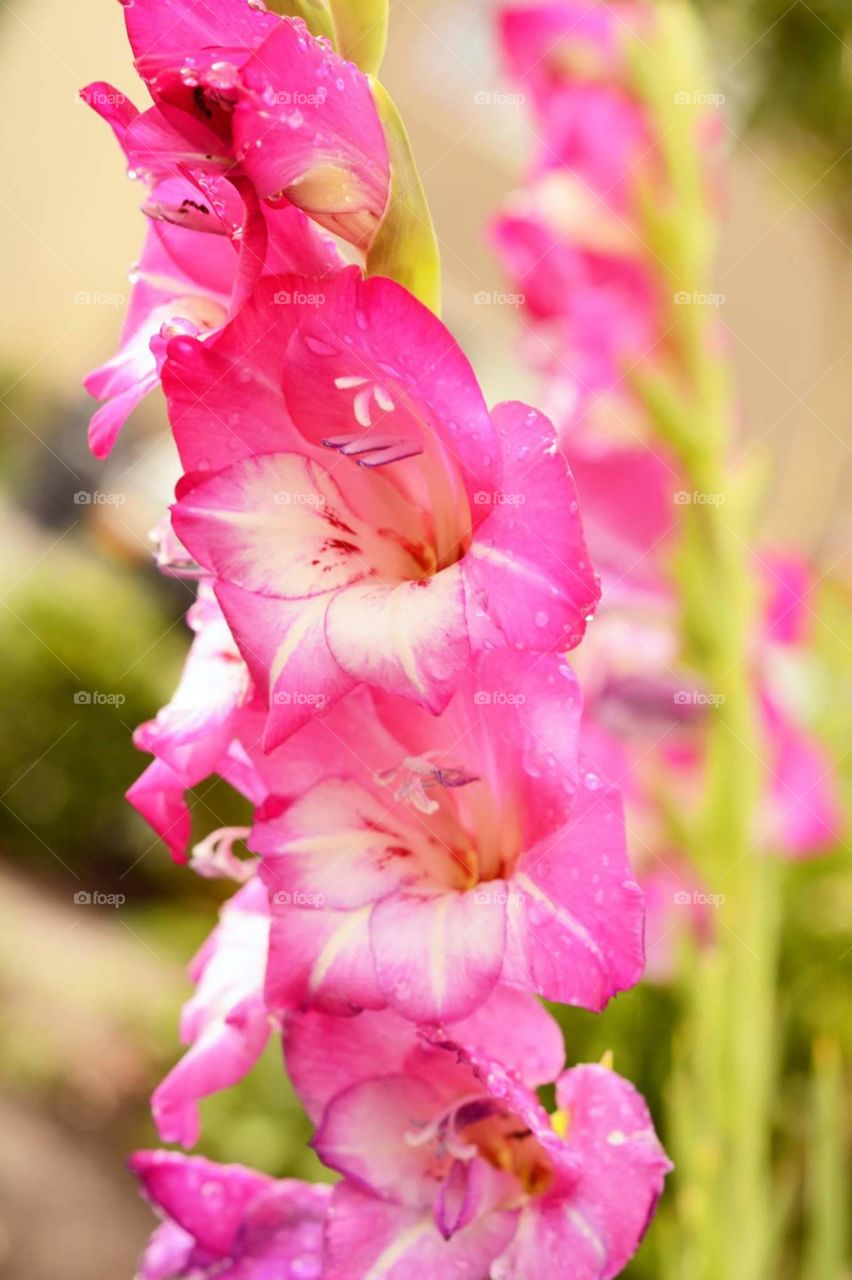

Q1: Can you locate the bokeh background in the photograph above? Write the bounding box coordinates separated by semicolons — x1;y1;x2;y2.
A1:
0;1;849;1276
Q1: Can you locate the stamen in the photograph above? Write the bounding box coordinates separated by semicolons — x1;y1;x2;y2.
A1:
190;827;254;882
353;387;374;427
321;432;424;468
377;754;479;814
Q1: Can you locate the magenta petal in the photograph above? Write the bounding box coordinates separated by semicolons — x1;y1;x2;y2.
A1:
213;582;356;752
314;1074;442;1205
324;1181;518;1280
234;22;389;249
370;889;506;1022
325;571;470;713
130;1151;271;1257
504;777;645;1010
264;902;383;1015
464;401;599;654
252;778;429;910
152;880;271;1147
126;757;192;862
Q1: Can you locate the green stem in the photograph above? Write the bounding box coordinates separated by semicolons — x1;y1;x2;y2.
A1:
631;6;783;1276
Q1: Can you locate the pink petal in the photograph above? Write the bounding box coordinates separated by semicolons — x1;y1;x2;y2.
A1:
152;880;271;1147
370;889;506;1022
264;901;383;1016
325;570;469;713
252;778;432;909
233;22;389;249
271;268;500;512
314;1074;444;1206
126;757;192;862
463;401;599;654
503;776;644;1010
173;453;379;598
324;1181;517;1280
214;582;356;751
130;1150;271;1257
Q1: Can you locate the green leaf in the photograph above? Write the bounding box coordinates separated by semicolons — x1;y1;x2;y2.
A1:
329;0;388;76
265;0;335;43
366;81;441;315
266;0;387;75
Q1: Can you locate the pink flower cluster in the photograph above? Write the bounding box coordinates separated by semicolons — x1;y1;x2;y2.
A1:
492;1;844;976
83;1;671;1275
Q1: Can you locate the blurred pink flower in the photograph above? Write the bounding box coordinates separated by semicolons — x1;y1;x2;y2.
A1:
131;1149;329;1279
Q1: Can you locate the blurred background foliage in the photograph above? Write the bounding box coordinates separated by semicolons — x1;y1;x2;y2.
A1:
0;1;848;1277
700;0;852;235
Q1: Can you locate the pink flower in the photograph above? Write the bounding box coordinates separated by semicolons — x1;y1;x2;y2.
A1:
131;1149;329;1279
167;268;599;749
249;650;643;1022
499;2;642;114
493;185;657;401
756;552;845;856
285;990;670;1279
152;877;271;1148
232;19;390;248
81;76;343;456
127;586;261;859
116;0;389;248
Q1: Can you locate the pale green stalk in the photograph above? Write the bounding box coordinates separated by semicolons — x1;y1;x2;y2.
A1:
805;1039;848;1279
630;5;783;1276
